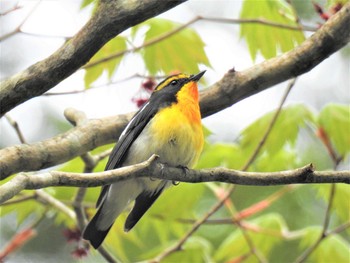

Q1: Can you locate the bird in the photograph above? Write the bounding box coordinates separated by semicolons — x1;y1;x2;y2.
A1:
83;71;205;249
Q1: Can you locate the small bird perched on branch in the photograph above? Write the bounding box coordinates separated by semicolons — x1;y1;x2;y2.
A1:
83;71;205;248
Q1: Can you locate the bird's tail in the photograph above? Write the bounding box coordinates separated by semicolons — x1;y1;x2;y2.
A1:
83;206;113;249
83;181;141;248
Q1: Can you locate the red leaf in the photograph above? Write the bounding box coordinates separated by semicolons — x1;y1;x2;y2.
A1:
235;200;270;220
0;228;37;261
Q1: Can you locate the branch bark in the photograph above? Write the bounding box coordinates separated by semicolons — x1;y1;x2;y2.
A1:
1;155;349;204
0;0;187;116
0;3;350;179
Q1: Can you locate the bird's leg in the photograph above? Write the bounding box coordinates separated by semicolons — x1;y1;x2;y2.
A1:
150;162;167;181
172;165;189;186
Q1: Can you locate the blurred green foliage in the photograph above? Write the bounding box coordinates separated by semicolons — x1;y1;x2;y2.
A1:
84;36;127;88
1;1;349;262
240;0;305;61
2;103;348;262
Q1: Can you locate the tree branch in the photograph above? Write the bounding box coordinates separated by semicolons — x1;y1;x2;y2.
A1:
199;2;350;117
0;155;349;204
0;3;349;179
0;0;187;116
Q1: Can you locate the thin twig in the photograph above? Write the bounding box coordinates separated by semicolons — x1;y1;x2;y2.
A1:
34;189;76;220
242;78;297;170
73;187;88;231
294;184;336;263
84;16;201;69
325;221;350;236
43;73;165;96
0;0;41;41
4;114;26;144
95;149;113;163
84;15;316;70
201;16;317;32
173;186;295;226
0;3;22;16
0;194;35;206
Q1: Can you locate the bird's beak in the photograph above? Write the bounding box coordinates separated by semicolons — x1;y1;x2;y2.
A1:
190;70;206;82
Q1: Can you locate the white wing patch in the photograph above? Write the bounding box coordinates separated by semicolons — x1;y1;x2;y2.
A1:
120;102;150;139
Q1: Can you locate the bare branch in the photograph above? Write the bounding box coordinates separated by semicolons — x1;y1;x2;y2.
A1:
0;155;349;204
34;189;76;220
4;114;26;144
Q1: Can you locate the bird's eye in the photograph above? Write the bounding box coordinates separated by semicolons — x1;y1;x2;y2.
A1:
171;80;178;85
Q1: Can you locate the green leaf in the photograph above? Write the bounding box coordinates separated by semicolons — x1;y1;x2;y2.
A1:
255;148;298;171
318;104;350;157
99;183;207;262
299;226;350;262
196;143;246;170
240;104;314;156
84;36;127;88
0;193;45;226
151;183;206;221
240;0;305;61
313;184;350;222
133;18;211;75
214;213;288;262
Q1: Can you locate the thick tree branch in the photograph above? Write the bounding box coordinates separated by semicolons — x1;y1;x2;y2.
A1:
0;0;187;116
0;155;349;204
0;3;349;179
0;108;132;179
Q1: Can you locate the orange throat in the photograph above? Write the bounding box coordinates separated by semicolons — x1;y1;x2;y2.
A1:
176;82;201;124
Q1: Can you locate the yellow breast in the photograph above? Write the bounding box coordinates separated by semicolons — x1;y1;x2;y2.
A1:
149;88;204;168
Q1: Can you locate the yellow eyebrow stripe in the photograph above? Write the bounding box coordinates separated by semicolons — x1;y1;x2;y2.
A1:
155;73;190;91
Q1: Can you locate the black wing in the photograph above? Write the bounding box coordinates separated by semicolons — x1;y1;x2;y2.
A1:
96;101;159;207
124;188;164;232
